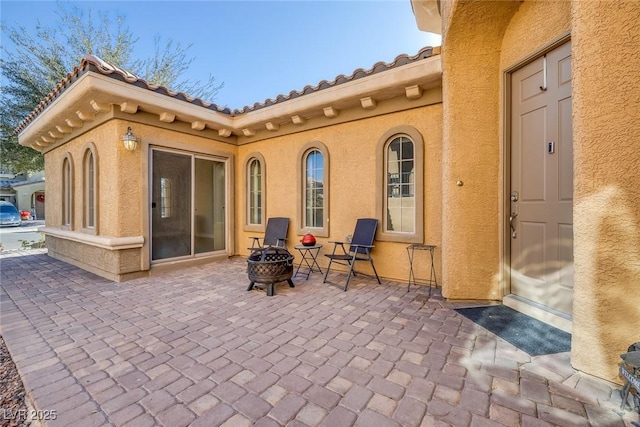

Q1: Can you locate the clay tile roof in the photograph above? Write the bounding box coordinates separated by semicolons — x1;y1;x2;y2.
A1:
231;45;436;115
14;54;232;134
15;46;438;134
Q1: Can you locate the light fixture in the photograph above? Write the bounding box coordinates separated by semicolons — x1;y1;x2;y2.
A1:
122;127;138;151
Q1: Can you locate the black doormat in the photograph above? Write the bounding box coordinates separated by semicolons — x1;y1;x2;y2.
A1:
455;305;571;356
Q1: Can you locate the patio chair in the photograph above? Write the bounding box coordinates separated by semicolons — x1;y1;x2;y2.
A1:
249;217;289;250
323;218;381;291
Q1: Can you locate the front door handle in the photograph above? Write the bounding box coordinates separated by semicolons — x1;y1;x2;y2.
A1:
509;212;518;239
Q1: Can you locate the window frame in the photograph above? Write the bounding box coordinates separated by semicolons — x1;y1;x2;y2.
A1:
376;126;424;243
82;144;99;233
297;141;329;238
62;153;74;230
243;153;266;232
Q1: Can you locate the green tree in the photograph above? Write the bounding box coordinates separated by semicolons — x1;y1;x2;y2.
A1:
0;1;223;173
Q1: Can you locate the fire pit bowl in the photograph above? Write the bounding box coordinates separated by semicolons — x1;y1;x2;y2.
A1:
247;246;295;296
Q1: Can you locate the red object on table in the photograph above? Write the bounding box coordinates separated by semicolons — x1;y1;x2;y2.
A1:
301;233;316;246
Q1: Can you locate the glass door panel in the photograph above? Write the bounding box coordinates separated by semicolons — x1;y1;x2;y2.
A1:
152;151;192;260
194;158;226;254
195;158;214;254
212;161;226;251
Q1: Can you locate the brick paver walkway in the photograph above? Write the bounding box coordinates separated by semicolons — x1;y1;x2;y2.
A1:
1;251;638;426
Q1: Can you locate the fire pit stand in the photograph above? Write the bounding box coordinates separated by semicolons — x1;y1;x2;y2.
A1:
620;341;640;414
247;246;295;296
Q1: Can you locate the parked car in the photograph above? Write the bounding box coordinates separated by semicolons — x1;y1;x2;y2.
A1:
0;201;22;227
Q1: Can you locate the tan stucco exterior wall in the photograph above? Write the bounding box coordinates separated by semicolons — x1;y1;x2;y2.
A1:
439;0;519;300
44;120;144;280
439;0;570;298
45;121;118;232
570;0;640;382
500;1;571;70
45;120;148;238
43;116;237;281
235;102;443;285
440;0;639;382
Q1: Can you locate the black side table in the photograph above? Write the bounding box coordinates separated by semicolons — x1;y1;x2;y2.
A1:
294;244;323;280
407;244;438;294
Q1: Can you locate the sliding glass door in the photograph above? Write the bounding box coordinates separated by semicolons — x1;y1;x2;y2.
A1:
152;149;226;262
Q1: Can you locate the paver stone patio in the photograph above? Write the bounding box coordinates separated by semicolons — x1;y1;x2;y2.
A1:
1;250;638;426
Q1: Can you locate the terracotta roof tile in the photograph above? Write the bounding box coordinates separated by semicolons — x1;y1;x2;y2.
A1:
232;46;436;115
15;46;438;134
14;55;231;134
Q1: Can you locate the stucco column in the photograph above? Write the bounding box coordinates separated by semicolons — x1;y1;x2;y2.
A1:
439;1;518;300
570;0;640;382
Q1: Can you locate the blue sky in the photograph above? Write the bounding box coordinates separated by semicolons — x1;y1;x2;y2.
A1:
1;1;440;109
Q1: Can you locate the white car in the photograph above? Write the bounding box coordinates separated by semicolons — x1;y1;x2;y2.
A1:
0;201;22;227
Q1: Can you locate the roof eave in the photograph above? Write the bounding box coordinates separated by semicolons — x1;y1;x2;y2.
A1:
411;0;443;34
234;54;442;131
17;72;236;151
18;53;442;149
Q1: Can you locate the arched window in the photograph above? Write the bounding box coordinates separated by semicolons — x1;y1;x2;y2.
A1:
305;149;324;228
83;147;97;230
62;155;73;228
248;158;262;225
386;136;415;233
297;141;329;237
244;153;266;231
376;126;424;243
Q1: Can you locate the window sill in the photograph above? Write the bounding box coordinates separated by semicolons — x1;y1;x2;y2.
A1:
297;227;328;239
376;231;423;244
81;227;98;235
244;224;265;233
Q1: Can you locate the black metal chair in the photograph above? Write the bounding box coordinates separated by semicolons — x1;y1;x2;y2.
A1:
249;217;289;249
323;218;381;291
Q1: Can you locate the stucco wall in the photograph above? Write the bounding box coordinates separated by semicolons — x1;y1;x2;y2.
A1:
440;0;519;300
235;103;443;285
43;120;141;278
43;117;237;280
570;0;640;382
46;235;143;281
500;1;571;70
439;0;570;301
45;121;121;233
440;0;640;383
44;149;61;227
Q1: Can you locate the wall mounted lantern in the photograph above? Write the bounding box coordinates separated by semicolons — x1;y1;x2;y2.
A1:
122;127;138;151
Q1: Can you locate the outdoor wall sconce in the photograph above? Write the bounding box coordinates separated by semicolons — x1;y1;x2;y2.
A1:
122;127;138;151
